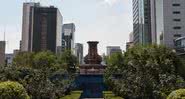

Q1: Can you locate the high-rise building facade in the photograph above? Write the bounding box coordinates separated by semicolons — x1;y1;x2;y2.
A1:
132;0;152;45
5;50;20;66
62;23;75;52
0;41;5;66
32;6;62;53
106;46;122;56
5;54;13;65
133;0;185;49
21;3;63;53
75;43;83;64
129;32;134;42
153;0;185;48
126;32;134;50
21;2;40;52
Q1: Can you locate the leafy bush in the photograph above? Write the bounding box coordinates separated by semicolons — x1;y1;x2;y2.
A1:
103;91;123;99
0;81;30;99
104;45;185;98
0;51;78;98
59;50;78;73
0;66;75;99
60;91;82;99
13;52;35;68
167;89;185;99
33;51;56;69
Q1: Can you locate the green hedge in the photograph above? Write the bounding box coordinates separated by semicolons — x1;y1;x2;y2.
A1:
167;89;185;99
60;91;82;99
103;91;123;99
0;81;30;99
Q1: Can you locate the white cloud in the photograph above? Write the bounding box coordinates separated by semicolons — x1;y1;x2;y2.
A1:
103;0;119;6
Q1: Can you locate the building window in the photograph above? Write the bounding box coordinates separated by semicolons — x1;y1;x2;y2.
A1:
173;19;181;22
174;34;181;37
173;4;180;6
173;11;181;14
173;26;181;30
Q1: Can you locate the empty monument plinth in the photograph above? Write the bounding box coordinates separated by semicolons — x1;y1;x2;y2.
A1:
80;41;106;75
77;41;107;98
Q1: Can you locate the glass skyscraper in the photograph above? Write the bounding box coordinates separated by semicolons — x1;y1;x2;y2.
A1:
133;0;185;49
132;0;152;45
61;23;75;53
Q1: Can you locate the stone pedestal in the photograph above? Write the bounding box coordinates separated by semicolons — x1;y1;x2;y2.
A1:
80;41;106;75
80;64;106;75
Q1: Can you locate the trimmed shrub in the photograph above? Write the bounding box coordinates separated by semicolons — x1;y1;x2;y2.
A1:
167;89;185;99
0;81;30;99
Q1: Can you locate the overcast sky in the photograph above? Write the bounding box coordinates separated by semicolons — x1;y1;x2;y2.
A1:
0;0;133;55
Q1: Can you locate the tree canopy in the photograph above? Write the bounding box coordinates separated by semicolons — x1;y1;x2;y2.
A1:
1;50;78;98
59;50;78;73
13;52;35;68
33;51;57;70
104;45;185;98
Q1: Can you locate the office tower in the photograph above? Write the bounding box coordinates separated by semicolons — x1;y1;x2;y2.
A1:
129;32;134;42
21;2;40;52
32;6;62;53
0;41;5;66
126;32;134;50
5;54;13;65
62;23;75;52
106;46;122;56
133;0;185;48
5;50;20;65
21;3;63;53
132;0;152;45
152;0;185;48
75;43;83;64
150;0;157;44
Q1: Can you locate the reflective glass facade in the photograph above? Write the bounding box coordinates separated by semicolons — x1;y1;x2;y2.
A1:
61;23;75;53
132;0;152;45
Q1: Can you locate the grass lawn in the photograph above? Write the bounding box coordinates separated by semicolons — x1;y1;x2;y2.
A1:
60;91;82;99
103;91;123;99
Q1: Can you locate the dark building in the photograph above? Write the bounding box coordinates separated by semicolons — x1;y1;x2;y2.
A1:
62;23;75;52
5;54;13;65
106;46;122;56
21;3;62;53
0;41;5;66
32;6;62;53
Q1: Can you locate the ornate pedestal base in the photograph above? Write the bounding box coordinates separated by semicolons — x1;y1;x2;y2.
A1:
80;64;106;75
